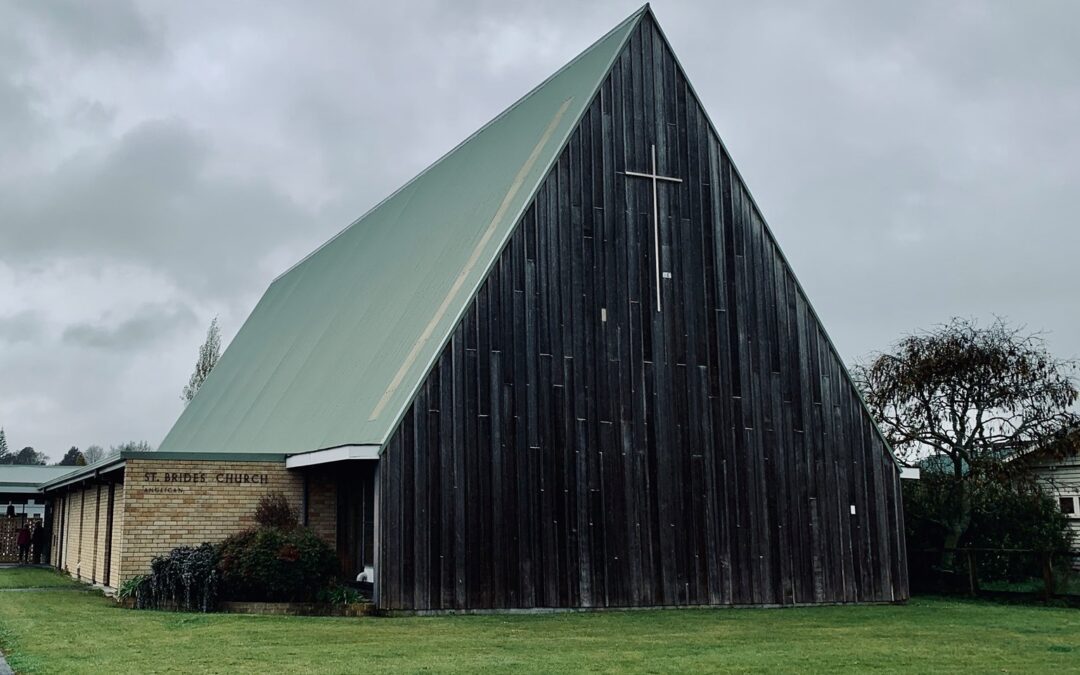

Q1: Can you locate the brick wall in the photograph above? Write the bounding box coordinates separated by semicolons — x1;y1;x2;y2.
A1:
56;483;114;584
51;459;339;586
110;484;124;585
68;490;83;575
305;467;338;544
118;459;315;583
92;484;107;584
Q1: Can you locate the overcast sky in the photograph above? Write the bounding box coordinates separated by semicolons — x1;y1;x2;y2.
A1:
1;1;1077;461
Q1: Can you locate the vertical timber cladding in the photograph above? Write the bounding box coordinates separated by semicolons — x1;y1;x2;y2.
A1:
379;14;907;610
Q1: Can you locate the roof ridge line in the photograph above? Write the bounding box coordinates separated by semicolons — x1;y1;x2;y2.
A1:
272;4;651;285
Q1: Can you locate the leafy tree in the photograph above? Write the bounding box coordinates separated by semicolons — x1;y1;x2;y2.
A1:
182;317;222;404
12;446;46;465
57;446;87;466
110;440;154;455
0;428;8;464
854;317;1079;566
83;445;105;464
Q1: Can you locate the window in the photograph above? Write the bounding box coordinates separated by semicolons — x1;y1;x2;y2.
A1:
1061;496;1078;516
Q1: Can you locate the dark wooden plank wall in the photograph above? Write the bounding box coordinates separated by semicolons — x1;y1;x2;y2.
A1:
379;15;908;611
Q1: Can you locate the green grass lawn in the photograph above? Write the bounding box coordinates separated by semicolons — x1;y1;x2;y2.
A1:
982;575;1080;596
0;569;1077;674
0;567;82;590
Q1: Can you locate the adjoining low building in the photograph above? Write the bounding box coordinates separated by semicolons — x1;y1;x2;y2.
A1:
39;451;348;589
0;465;73;563
1023;449;1080;552
32;6;907;609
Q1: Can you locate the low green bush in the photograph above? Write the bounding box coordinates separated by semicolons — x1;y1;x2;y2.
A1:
217;526;337;602
318;583;364;606
117;575;146;600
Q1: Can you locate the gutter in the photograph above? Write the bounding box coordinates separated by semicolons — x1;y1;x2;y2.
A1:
39;456;127;492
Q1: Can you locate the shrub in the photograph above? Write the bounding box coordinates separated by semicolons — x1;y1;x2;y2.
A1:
254;492;298;530
905;475;1073;591
318;583;364;606
117;574;147;600
217;526;337;602
135;544;220;612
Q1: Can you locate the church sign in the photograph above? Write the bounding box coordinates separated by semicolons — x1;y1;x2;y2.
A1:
141;471;270;487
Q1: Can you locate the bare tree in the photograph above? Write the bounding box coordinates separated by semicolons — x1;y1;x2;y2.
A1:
110;440;154;455
83;445;105;464
854;317;1079;558
182;317;222;404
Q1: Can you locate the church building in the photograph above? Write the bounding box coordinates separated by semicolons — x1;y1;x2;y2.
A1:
42;5;908;610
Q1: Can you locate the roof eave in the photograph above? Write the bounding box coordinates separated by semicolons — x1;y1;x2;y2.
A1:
39;457;127;492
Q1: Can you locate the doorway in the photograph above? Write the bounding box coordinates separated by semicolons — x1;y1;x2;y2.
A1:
336;462;376;582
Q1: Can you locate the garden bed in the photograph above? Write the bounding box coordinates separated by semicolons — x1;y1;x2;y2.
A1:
116;595;373;616
218;600;374;616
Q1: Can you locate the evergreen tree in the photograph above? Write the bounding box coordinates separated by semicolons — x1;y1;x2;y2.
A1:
58;446;87;466
13;447;46;465
0;428;8;464
182;317;222;404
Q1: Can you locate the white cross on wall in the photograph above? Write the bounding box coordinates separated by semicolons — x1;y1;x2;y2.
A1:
624;144;682;312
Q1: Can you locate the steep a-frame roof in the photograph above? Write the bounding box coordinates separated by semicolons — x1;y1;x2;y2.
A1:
158;6;649;455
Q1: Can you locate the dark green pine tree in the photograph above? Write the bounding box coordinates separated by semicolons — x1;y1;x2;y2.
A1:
13;447;45;465
57;446;87;466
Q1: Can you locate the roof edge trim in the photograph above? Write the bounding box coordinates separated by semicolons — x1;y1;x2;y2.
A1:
285;445;381;469
40;457;126;491
123;451;288;462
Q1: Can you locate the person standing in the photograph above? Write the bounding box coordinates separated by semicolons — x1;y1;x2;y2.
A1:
31;521;45;564
16;524;31;564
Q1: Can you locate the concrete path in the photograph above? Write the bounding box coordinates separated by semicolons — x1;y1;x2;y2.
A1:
0;564;50;569
0;648;13;675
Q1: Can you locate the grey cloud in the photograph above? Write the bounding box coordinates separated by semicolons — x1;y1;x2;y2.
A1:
62;301;197;351
0;118;319;296
0;310;46;344
12;0;161;59
0;71;46;153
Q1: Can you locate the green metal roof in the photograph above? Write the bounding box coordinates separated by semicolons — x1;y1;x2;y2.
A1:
158;7;647;456
0;465;79;490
